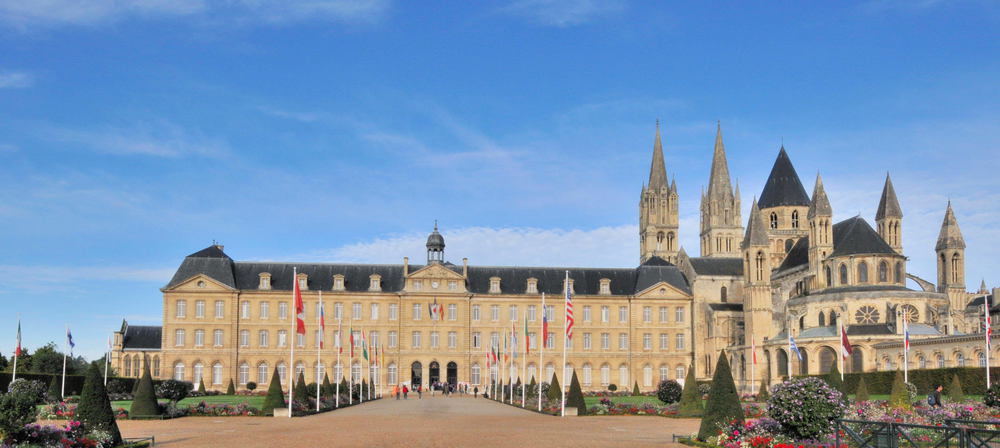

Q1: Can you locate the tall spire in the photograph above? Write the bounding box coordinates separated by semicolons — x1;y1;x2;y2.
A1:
742;198;769;249
706;121;733;200
758;146;810;209
935;201;966;250
807;173;832;219
876;173;903;220
648;120;668;189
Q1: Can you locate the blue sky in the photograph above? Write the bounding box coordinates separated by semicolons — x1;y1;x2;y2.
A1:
0;0;998;361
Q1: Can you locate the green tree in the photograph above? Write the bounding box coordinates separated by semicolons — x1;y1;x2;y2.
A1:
825;364;846;397
698;352;745;440
677;366;703;417
855;376;870;402
130;357;161;417
888;370;911;409
546;371;561;401
226;378;236;395
262;368;286;416
339;378;349;400
294;372;309;404
46;376;61;402
0;389;38;439
29;343;66;375
0;352;9;371
633;381;640;395
75;364;122;445
756;377;769;402
947;374;965;403
197;378;207;394
321;373;332;397
566;370;587;415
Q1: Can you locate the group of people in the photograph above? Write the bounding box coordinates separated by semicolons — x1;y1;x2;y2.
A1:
390;382;476;400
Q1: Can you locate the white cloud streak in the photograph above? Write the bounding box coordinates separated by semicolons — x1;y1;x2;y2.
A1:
0;265;174;294
501;0;627;27
0;71;33;88
45;121;231;158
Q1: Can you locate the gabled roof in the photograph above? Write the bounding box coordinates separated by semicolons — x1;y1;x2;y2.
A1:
776;237;810;272
830;216;898;257
688;257;744;276
875;173;902;220
122;325;162;350
165;245;236;289
758;147;810;209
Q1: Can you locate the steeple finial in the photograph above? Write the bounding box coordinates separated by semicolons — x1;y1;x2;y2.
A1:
647;121;667;189
706;120;734;201
936;201;966;250
807;173;832;219
876;172;903;220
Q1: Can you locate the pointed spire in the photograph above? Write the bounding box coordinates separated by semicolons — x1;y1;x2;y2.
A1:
758;146;810;208
647;120;668;189
981;278;989;294
807;173;832;219
706;121;734;200
876;172;903;220
734;180;741;200
678;246;689;260
935;201;966;250
743;198;769;249
670;176;677;194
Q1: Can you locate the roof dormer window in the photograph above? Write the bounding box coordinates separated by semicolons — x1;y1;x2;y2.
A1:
565;278;575;295
369;274;382;292
489;277;501;294
333;274;345;291
297;273;308;291
259;273;271;290
599;278;611;295
526;278;538;294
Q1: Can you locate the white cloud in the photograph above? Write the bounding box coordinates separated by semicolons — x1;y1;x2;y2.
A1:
292;225;639;268
0;0;388;28
0;265;174;294
46;121;231;158
502;0;626;27
0;71;33;88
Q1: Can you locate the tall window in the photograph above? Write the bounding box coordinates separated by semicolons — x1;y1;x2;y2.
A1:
353;303;362;320
546;332;554;349
675;307;685;322
582;364;592;386
471;364;481;385
371;303;379;320
858;262;869;283
642;333;652;350
643;306;652;323
582;306;591;322
259;330;269;347
193;363;204;384
826;266;833;287
413;303;422;321
258;363;269;384
239;363;249;385
895;262;903;284
619;333;628;350
239;330;249;347
619;365;629;386
389;363;398;385
412;331;422;348
601;306;609;323
528;305;536;322
879;261;889;282
721;286;728;302
334;302;343;319
676;333;685;350
755;252;765;281
840;264;849;284
194;329;204;346
583;333;592;350
212;363;223;385
276;302;286;319
791;210;799;228
195;300;205;318
601;364;610;386
491;305;500;321
430;331;440;348
277;330;287;347
174;329;185;347
388;330;398;348
212;329;223;347
659;333;668;349
174;362;185;381
389;303;398;320
447;304;457;321
176;300;187;318
472;332;481;348
509;305;518;322
240;301;249;319
215;300;224;318
619;306;627;322
472;305;480;321
260;302;270;319
448;331;457;348
601;333;609;350
770;212;778;229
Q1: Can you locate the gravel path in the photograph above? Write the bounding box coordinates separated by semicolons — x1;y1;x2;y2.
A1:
112;396;700;447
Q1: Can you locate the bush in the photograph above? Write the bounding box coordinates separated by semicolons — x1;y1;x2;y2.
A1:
698;383;712;396
698;352;744;440
47;376;61;402
566;370;587;415
8;378;47;404
321;374;332;397
825;363;846;396
130;359;161;417
0;388;39;439
756;377;769;402
107;379;130;395
888;370;910;410
226;379;236;395
855;376;870;402
821;366;990;396
657;380;682;404
633;381;640;395
948;374;965;403
984;383;1000;408
262;368;285;416
197;378;207;393
246;381;258;391
905;382;918;403
156;379;192;403
768;377;847;440
608;383;617;392
678;367;703;417
546;372;561;401
75;364;122;446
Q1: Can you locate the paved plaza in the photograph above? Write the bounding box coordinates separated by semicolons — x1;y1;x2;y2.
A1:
113;396;699;447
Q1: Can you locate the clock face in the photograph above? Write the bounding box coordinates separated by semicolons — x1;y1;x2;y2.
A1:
431;281;439;289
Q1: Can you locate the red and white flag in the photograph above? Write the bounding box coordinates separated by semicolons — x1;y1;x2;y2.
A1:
986;304;992;350
564;272;574;340
840;324;853;359
294;273;306;335
751;337;757;365
14;320;21;357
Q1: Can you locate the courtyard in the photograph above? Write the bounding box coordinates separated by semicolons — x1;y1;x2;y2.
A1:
113;395;699;447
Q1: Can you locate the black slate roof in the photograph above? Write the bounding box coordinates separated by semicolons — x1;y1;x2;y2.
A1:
847;324;893;336
166;247;692;296
708;303;743;311
688;257;744;276
776;237;810;272
820;285;911;294
830;216;899;257
758;147;810;209
122;325;162;350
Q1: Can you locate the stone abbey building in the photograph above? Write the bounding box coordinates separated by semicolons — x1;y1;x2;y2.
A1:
111;123;994;392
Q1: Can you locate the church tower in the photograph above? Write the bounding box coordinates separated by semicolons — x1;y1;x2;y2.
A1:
807;174;833;289
757;147;811;266
936;202;966;308
700;122;743;257
876;173;903;254
742;199;772;384
640;121;680;263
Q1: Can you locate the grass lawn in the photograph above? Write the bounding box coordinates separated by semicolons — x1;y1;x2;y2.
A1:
845;394;983;402
583;395;663;407
110;395;266;410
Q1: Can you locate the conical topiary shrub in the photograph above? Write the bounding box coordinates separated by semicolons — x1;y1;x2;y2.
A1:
855;376;870;402
633;381;640;396
678;366;703;417
947;374;965;403
339;378;349;399
130;357;161;417
888;370;910;409
198;378;207;393
566;370;587;415
321;373;332;397
47;376;61;402
262;368;285;416
756;377;769;402
294;372;308;403
226;379;236;395
825;363;846;398
76;364;123;445
697;352;744;440
547;372;561;401
528;375;537;395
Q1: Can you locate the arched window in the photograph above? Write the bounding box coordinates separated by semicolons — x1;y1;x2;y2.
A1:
676;365;685;380
858;262;869;283
277;362;287;384
174;362;185;381
720;286;728;303
258;363;269;384
193;362;204;385
937;355;945;368
314;362;325;383
895;262;903;284
351;362;361;382
879;261;888;282
643;364;653;387
951;253;961;282
582;364;592;386
755;251;765;281
601;364;610;386
667;232;675;251
825;266;832;287
819;312;826;326
956;353;966;367
980;352;987;367
152;356;160;377
212;362;223;385
656;232;664;250
791;210;799;228
619;364;629;386
851;348;864;373
830;311;837;326
840;264;849;285
239;363;249;385
334;362;343;382
659;365;668;383
545;364;555;383
124;356;132;377
769;212;778;229
799;316;805;329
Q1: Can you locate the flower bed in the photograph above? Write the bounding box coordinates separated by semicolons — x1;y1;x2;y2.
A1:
6;420;125;448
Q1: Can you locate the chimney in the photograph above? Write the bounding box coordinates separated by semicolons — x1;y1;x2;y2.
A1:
462;258;468;278
403;257;409;276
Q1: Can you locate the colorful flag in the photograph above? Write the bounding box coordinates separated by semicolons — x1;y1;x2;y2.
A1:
986;304;992;350
319;302;326;349
294;274;306;335
428;298;441;320
14;320;21;357
903;317;910;352
542;307;549;348
840;324;853;359
751;337;757;365
564;272;574;340
337;319;343;354
524;315;530;356
362;331;369;361
349;325;355;358
511;322;517;360
789;335;802;360
66;328;75;354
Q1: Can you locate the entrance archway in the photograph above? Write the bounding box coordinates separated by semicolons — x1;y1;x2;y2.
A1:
429;361;440;385
411;361;422;387
447;361;458;386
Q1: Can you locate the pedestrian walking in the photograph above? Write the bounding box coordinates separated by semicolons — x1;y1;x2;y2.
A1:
393;384;399;400
403;385;409;399
417;384;423;399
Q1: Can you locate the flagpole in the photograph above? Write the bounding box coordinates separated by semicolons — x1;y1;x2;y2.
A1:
838;316;845;382
360;327;365;404
561;270;568;418
522;316;527;407
62;325;68;399
538;292;545;411
903;313;909;384
985;303;991;388
750;333;755;397
288;267;297;418
316;291;322;413
786;316;792;380
12;315;19;382
336;317;341;408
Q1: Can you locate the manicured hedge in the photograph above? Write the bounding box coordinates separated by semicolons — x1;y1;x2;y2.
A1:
805;367;990;396
0;373;144;397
